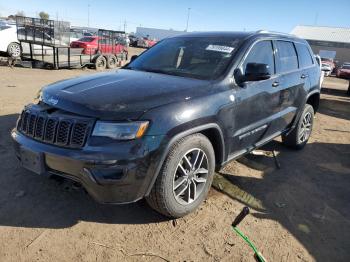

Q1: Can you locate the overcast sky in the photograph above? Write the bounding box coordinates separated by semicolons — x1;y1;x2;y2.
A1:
0;0;349;33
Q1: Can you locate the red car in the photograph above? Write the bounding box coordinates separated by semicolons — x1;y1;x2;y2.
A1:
137;37;157;48
70;36;127;55
336;64;350;79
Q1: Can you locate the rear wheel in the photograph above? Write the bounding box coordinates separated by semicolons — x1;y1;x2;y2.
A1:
146;133;215;218
282;104;314;149
7;42;21;58
94;55;106;71
106;55;117;69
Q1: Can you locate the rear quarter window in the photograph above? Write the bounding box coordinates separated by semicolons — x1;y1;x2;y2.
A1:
275;41;298;73
295;43;314;68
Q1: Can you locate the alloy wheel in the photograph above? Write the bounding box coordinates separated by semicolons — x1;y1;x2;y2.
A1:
9;43;21;57
173;148;209;205
299;112;312;142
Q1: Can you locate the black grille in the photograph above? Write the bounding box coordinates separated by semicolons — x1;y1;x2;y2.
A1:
18;110;91;148
34;116;46;139
44;118;58;142
56;120;72;145
71;122;89;147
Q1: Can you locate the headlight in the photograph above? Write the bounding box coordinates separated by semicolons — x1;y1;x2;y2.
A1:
92;121;149;140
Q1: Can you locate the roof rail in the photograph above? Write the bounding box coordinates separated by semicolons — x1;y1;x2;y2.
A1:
256;30;295;37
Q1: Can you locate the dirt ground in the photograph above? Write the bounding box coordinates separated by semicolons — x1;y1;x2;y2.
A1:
0;49;349;261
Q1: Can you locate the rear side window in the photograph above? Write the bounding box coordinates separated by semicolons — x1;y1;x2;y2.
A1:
276;41;298;73
242;40;275;75
296;43;314;68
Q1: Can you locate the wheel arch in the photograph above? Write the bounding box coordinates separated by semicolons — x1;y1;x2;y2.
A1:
144;123;226;196
306;91;320;113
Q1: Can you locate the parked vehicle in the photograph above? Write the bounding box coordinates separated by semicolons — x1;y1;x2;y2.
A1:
0;24;22;57
321;57;335;73
70;36;127;55
336;64;350;79
12;31;321;218
70;31;93;43
128;35;138;47
137;37;157;48
321;63;332;77
315;55;324;87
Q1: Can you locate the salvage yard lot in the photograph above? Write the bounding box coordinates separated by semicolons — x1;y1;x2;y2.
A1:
0;51;349;261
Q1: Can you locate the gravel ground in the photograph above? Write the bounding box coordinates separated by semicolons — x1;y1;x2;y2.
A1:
0;51;349;261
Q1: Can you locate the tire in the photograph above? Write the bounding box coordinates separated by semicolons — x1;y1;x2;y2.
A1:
282;104;314;149
146;133;215;218
106;55;117;69
7;42;21;58
94;55;106;71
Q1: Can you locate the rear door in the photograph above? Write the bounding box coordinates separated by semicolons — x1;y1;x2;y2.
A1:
271;40;305;132
295;42;319;92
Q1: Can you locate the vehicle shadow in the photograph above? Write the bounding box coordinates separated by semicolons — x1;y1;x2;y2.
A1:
0;113;167;229
318;97;350;121
321;87;349;98
214;140;350;261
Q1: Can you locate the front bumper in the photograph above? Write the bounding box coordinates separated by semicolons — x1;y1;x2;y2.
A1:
12;130;166;204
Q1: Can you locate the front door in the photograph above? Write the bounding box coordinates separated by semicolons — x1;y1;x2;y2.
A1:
229;40;282;156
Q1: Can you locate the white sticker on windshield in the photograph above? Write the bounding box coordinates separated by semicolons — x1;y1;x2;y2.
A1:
206;45;235;53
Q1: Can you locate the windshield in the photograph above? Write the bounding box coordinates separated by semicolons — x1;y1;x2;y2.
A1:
126;37;241;80
342;65;350;69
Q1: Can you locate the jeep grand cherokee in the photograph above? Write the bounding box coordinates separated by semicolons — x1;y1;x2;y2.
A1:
12;31;321;217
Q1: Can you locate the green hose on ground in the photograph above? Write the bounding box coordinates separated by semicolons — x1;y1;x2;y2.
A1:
231;206;266;262
231;226;266;262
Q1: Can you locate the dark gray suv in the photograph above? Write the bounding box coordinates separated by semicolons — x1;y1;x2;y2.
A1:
12;31;321;217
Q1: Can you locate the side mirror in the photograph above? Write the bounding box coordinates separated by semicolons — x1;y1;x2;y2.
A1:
130;55;138;62
244;63;271;81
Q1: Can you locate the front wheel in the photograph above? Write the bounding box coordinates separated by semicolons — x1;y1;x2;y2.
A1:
146;133;215;218
282;104;314;149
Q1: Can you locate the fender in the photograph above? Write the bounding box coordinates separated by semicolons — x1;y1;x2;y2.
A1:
285;89;320;136
144;123;225;196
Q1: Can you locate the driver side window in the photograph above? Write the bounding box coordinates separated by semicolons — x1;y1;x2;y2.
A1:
242;40;275;75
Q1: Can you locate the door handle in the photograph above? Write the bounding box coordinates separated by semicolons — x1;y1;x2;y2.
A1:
301;74;308;79
272;81;279;87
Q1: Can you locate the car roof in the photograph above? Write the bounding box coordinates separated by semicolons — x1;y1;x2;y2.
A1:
169;30;306;43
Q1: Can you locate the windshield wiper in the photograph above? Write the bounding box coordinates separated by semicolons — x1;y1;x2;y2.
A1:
140;68;168;74
139;68;192;78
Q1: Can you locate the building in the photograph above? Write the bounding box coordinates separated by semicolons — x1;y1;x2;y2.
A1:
135;27;186;40
291;25;350;65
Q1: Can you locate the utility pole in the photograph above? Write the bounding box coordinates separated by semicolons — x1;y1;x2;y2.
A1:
124;19;127;32
88;4;90;27
185;8;191;32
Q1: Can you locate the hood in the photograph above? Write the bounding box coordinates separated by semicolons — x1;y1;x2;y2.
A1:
41;69;212;120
